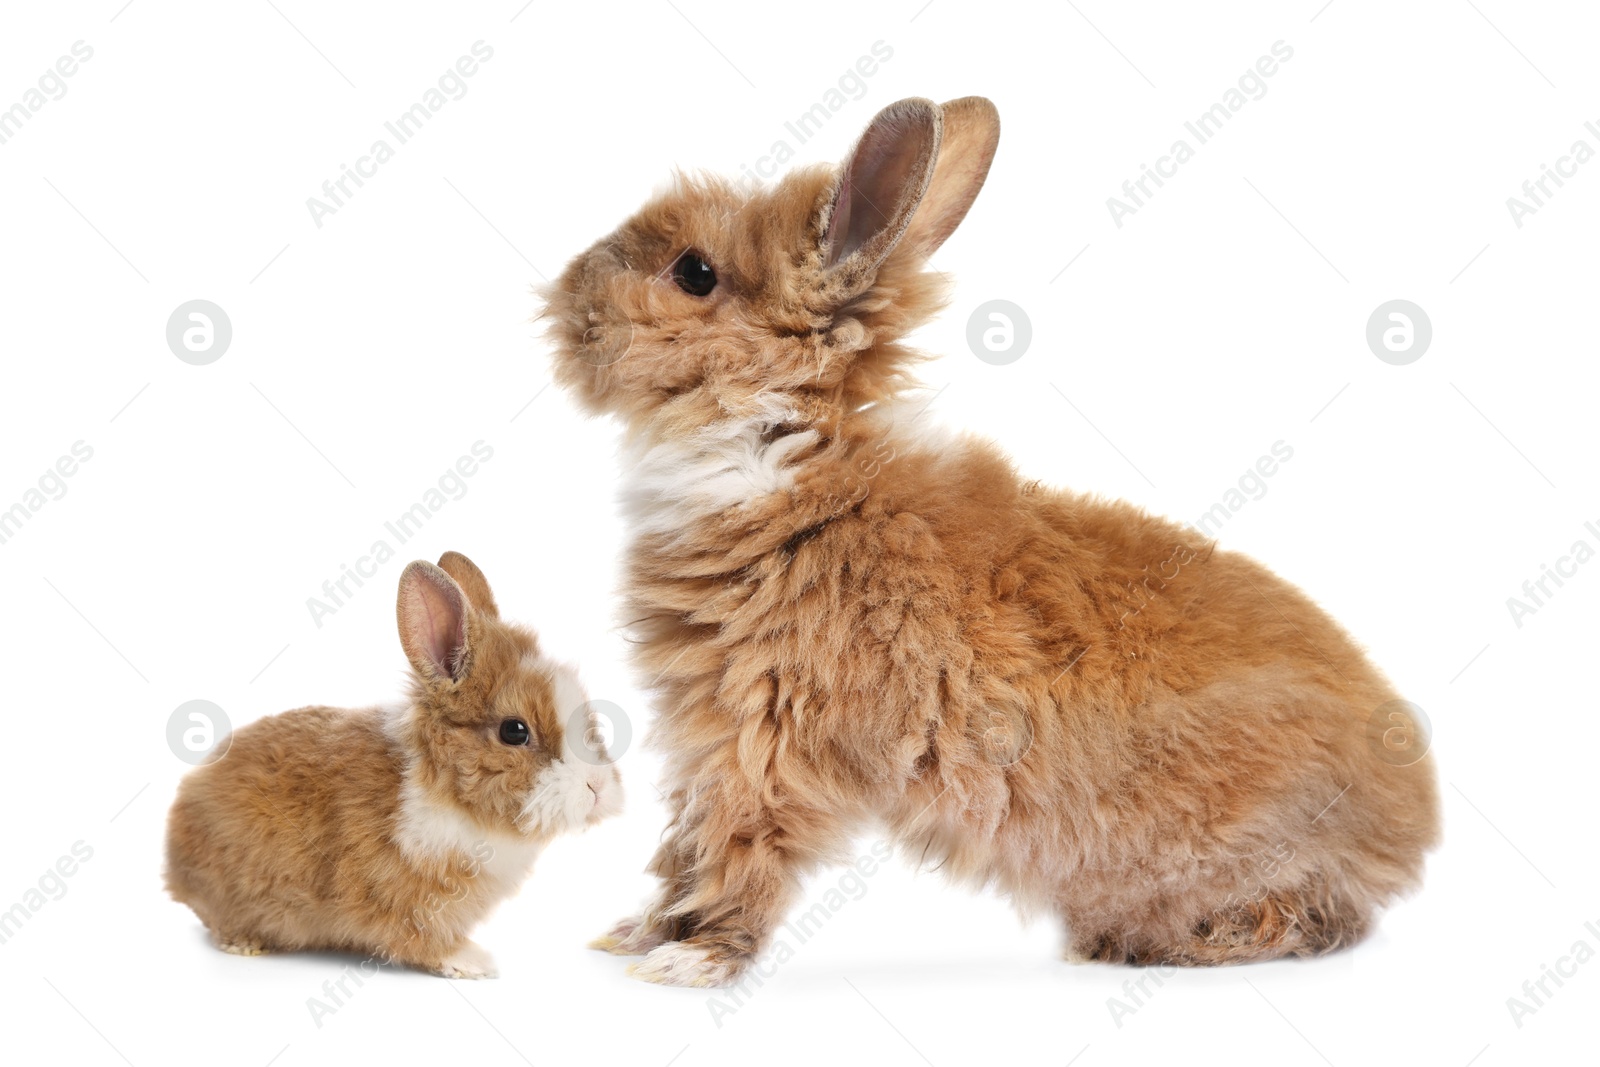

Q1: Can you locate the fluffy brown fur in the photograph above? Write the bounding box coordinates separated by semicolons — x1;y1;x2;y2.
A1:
544;97;1439;986
164;552;622;977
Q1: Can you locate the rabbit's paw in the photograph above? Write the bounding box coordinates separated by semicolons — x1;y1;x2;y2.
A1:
590;913;670;955
213;933;269;956
436;940;498;979
626;940;745;988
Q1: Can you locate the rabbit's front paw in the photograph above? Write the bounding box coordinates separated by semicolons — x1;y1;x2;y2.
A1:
590;914;669;956
213;933;269;956
435;940;498;979
626;940;745;987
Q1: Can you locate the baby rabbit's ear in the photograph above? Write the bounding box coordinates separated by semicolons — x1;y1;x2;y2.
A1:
436;550;499;619
397;561;471;683
823;96;1000;283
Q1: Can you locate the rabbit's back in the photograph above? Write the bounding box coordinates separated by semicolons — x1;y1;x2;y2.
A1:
163;706;402;949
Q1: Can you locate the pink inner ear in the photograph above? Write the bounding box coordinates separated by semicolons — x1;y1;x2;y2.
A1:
406;570;467;679
824;101;940;270
420;588;459;673
823;177;855;266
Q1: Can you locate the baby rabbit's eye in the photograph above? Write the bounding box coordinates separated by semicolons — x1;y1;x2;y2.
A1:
498;719;531;746
671;252;717;297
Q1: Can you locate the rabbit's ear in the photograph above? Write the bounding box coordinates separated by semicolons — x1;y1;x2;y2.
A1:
436;550;499;619
397;561;470;682
823;96;1000;279
823;97;942;276
904;96;1000;258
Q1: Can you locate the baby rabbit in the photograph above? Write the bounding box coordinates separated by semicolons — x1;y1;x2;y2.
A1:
544;96;1439;986
164;551;621;978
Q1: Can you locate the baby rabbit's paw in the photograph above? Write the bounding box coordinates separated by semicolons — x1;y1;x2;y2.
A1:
626;941;744;988
213;933;268;956
436;940;498;979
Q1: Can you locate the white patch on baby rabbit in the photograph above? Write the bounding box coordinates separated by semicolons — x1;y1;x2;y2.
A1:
525;653;588;724
627;940;743;987
386;698;545;885
513;653;625;832
522;757;622;834
392;774;546;887
621;394;820;535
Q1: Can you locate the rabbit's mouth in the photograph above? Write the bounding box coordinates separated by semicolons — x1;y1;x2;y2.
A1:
588;764;624;824
577;317;634;369
544;241;637;370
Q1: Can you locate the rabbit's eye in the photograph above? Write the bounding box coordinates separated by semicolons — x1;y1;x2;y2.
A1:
498;719;531;746
672;252;717;297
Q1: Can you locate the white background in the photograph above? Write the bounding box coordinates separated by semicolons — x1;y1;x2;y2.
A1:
1;1;1596;1065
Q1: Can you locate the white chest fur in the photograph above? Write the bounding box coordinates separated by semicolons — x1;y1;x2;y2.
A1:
619;398;821;537
392;775;546;889
381;702;545;889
